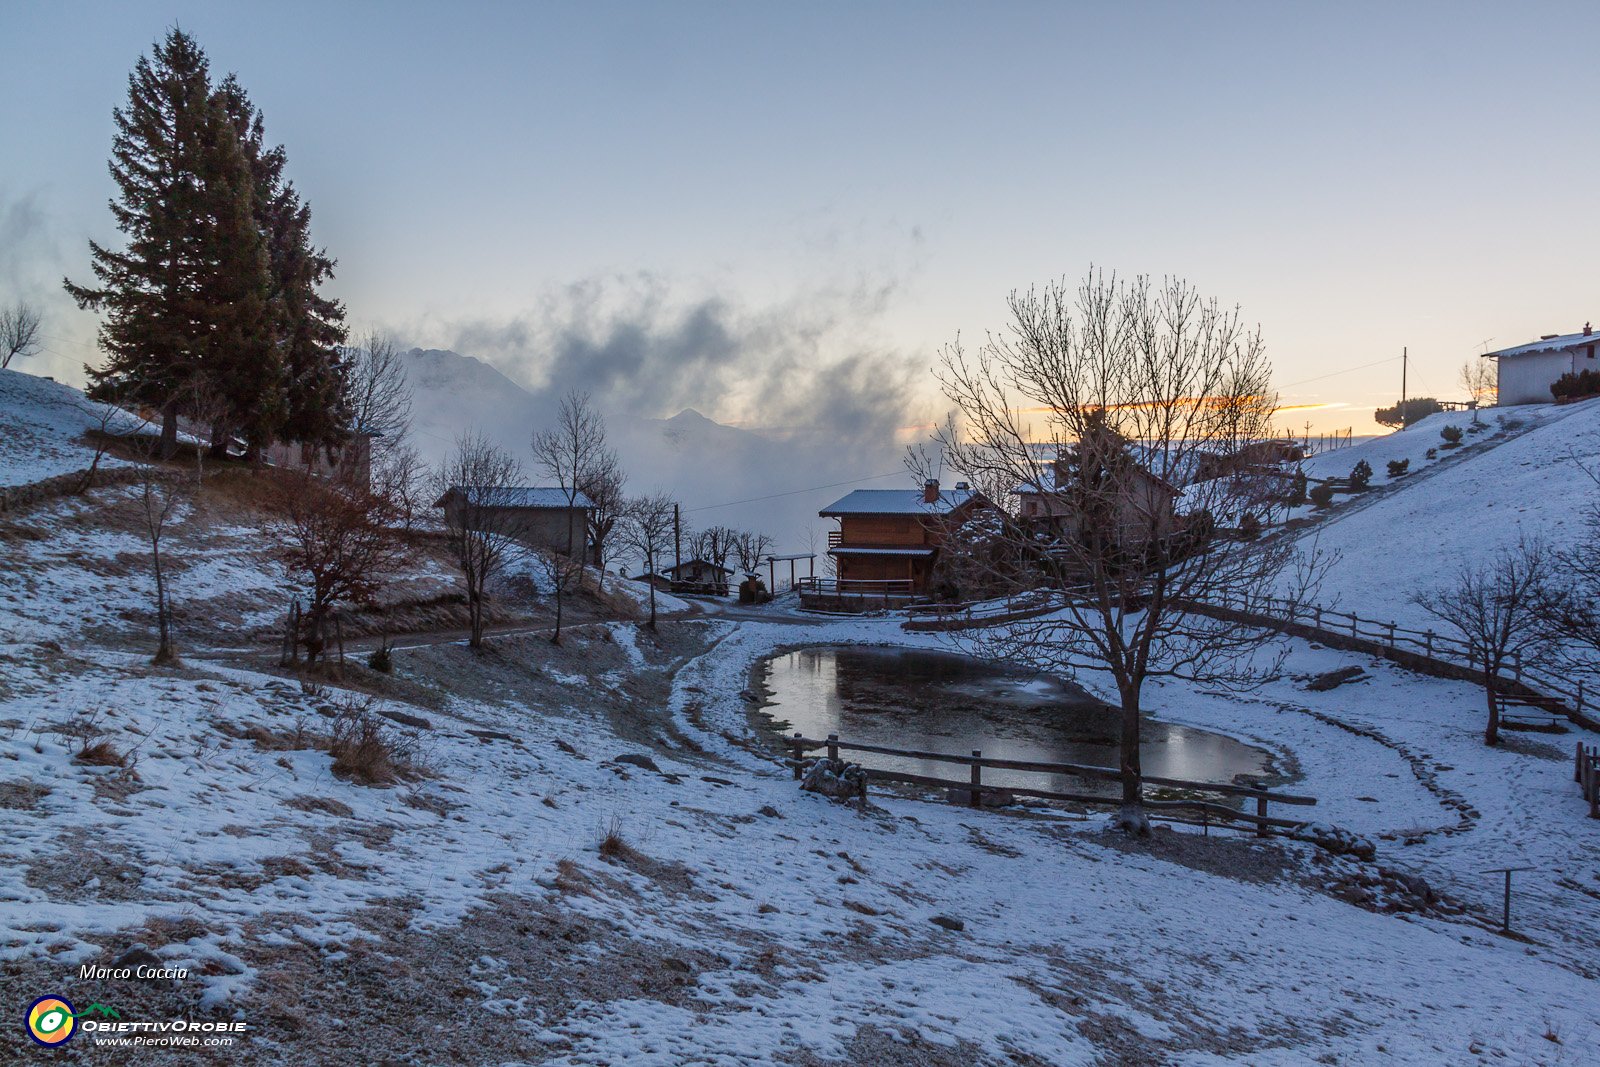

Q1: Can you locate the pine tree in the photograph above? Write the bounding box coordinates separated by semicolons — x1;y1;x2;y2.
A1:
64;29;219;456
215;77;348;459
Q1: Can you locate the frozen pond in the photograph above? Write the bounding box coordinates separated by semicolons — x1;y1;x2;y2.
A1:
761;646;1276;796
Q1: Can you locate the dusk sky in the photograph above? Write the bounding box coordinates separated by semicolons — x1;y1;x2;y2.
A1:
4;0;1598;434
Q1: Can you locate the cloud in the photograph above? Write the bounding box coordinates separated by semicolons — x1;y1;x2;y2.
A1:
436;272;927;450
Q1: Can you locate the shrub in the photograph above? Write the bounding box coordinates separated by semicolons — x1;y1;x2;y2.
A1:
1238;512;1261;540
1440;425;1463;448
1426;447;1438;460
1286;469;1307;507
368;638;393;674
1387;459;1410;478
1551;368;1600;401
1350;460;1372;491
1309;483;1335;508
329;697;422;785
1374;397;1442;428
76;739;126;767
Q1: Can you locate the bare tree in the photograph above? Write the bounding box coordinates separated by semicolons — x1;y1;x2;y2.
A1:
929;271;1321;833
128;440;189;665
1412;539;1555;746
434;432;525;649
732;530;775;574
0;302;41;369
690;525;739;593
269;469;411;668
530;390;613;643
581;450;626;591
620;493;677;629
344;330;413;445
1460;358;1497;425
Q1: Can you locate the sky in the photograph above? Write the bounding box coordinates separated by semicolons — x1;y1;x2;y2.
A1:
3;0;1598;438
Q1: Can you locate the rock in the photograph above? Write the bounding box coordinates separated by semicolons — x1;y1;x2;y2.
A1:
380;710;432;730
700;776;734;787
757;805;783;819
615;753;661;773
930;915;965;932
1296;822;1377;861
466;729;514;742
1305;666;1369;692
662;957;692;973
553;738;580;756
799;757;867;802
112;945;163;970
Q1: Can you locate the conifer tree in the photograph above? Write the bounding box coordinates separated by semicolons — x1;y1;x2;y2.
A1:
64;28;219;456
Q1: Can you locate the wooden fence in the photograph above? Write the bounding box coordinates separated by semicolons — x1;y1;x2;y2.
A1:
1201;592;1599;731
796;577;918;612
903;591;1060;632
1577;743;1600;819
787;732;1317;835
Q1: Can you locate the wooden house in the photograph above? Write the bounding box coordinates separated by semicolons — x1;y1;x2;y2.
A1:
433;486;593;558
814;480;993;602
1017;442;1182;550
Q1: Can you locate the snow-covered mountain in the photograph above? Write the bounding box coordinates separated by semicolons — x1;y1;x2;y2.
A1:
401;348;901;560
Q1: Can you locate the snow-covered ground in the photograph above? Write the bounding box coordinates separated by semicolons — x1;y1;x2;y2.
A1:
0;368;144;487
1;374;1597;1064
1284;400;1600;626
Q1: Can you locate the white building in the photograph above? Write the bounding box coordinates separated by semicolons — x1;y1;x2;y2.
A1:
1484;324;1597;405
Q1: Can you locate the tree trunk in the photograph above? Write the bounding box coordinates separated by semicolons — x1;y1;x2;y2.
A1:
551;564;564;645
648;581;658;630
1484;668;1501;746
152;546;175;665
1116;688;1149;835
468;589;484;649
160;399;179;460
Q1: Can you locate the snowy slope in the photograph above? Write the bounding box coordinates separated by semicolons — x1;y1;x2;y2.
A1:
0;368;142;487
1288;400;1600;626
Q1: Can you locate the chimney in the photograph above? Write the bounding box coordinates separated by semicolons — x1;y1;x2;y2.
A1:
954;481;970;491
923;478;940;504
1586;322;1593;337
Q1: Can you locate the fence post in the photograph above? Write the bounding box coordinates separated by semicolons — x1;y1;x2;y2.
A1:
827;733;839;764
1351;614;1359;637
1255;795;1269;837
1385;622;1395;648
969;750;983;808
1580;741;1587;785
1314;606;1322;629
1578;679;1585;711
1512;652;1522;682
1425;631;1434;656
792;733;804;780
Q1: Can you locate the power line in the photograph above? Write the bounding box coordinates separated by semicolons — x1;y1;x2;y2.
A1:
685;468;907;513
1279;354;1403;391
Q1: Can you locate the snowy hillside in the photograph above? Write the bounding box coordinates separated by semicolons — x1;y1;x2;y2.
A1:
0;368;142;487
1287;400;1600;627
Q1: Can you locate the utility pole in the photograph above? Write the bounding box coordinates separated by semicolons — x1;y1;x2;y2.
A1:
673;503;681;578
1400;346;1409;428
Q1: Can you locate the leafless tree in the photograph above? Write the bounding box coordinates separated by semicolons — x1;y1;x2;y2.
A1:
531;390;613;643
690;525;739;593
344;330;413;445
929;271;1322;833
434;432;525;649
620;493;677;629
269;469;411;668
126;435;190;665
0;302;41;369
373;438;428;531
581;450;626;591
1411;538;1555;746
1460;358;1497;425
732;530;775;574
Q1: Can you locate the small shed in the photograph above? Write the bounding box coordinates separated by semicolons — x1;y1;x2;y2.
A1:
663;559;734;595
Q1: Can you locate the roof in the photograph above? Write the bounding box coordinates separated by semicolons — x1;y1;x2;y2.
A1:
1486;329;1597;360
827;546;935;557
663;559;734;576
819;487;978;517
434;485;595;510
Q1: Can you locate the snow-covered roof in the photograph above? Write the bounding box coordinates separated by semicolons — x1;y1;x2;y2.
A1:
1486;329;1597;359
819;487;977;516
826;546;935;557
436;485;595;510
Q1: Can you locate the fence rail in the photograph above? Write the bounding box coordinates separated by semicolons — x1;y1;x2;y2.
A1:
787;732;1316;834
1577;743;1600;819
1203;592;1597;729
